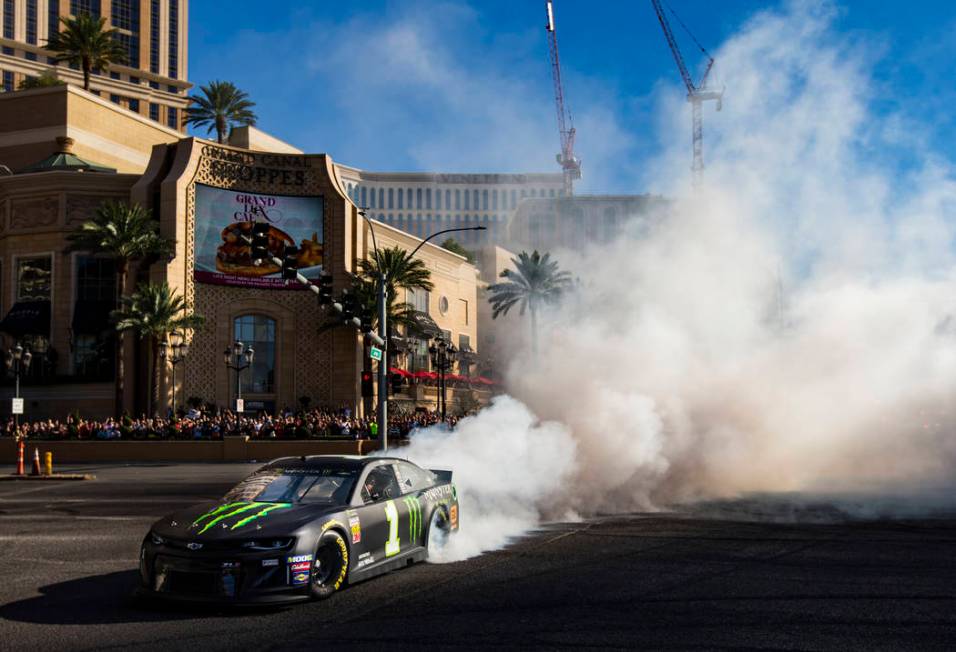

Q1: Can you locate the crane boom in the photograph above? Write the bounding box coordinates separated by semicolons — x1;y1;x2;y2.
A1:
545;0;580;196
650;0;722;188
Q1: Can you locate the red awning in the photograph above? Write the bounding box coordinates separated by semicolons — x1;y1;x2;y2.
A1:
476;376;496;385
389;367;412;378
413;371;438;380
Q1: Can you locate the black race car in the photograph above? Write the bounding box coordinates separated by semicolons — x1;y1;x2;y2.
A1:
137;455;459;605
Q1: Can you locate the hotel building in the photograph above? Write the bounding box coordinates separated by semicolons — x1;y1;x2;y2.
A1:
0;0;189;131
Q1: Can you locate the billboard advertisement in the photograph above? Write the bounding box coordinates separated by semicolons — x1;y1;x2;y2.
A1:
193;184;324;289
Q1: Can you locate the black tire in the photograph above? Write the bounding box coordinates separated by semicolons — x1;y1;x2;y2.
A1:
310;530;349;600
425;508;450;560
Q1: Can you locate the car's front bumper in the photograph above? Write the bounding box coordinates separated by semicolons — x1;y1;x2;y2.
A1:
140;542;313;605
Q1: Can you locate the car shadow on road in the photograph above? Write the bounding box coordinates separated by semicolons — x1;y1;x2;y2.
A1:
0;570;265;625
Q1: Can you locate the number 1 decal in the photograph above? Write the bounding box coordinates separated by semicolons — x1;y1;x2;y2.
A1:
384;500;400;557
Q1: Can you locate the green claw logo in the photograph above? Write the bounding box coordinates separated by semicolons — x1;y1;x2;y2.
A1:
191;502;292;534
403;496;422;540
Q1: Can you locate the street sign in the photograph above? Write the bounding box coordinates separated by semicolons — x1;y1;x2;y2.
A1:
235;398;244;413
11;398;23;415
369;346;383;361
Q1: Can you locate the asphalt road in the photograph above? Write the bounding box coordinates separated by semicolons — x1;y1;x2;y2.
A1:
2;464;956;651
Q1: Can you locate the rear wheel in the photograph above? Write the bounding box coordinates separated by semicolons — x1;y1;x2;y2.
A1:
310;530;349;599
425;508;450;560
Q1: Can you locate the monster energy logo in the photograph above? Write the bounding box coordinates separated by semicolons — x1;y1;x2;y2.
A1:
190;501;292;534
403;496;422;540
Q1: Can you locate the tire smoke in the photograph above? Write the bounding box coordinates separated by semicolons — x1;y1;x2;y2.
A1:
402;1;956;560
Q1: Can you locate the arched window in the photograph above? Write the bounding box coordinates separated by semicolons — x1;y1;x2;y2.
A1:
388;188;394;209
445;189;451;210
397;188;404;209
482;189;488;210
360;186;367;207
234;314;276;393
378;188;384;209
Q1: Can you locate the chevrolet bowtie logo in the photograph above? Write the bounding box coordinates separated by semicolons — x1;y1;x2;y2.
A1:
187;542;203;550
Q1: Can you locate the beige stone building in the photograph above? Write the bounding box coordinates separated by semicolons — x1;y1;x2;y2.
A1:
0;0;189;130
0;85;482;420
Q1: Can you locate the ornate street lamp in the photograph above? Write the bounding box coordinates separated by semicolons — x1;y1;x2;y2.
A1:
223;340;254;414
428;334;457;421
4;343;33;424
160;332;189;417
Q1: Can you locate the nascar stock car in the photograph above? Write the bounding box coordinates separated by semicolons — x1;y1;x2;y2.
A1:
137;455;459;605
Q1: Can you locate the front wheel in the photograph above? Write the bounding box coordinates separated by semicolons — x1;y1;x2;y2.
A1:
425;508;450;560
310;530;349;599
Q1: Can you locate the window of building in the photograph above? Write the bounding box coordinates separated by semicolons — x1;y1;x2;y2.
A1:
360;186;367;207
129;75;139;84
71;0;98;16
463;189;470;210
2;0;13;39
110;93;120;104
425;188;431;210
511;189;516;209
445;189;450;210
378;188;384;210
397;188;403;209
167;0;178;79
17;256;52;301
167;84;177;93
234;314;276;394
482;189;488;210
166;106;177;129
149;102;159;121
111;0;131;29
455;189;461;210
128;97;139;112
459;300;469;326
435;188;441;210
473;189;479;210
416;188;422;210
1;46;11;55
387;188;394;209
549;188;556;197
72;256;117;379
109;71;120;80
2;70;15;92
47;3;59;43
148;79;158;89
25;0;37;44
149;0;159;74
492;189;498;210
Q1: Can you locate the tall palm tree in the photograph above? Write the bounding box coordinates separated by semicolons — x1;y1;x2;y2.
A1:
112;282;204;416
46;13;128;91
67;201;173;416
487;250;573;356
184;81;258;144
357;246;434;298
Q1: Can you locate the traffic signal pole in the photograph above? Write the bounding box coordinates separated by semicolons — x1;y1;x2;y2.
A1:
378;272;388;452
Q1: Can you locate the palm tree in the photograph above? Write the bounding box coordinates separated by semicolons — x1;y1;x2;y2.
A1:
18;70;65;90
67;201;173;416
46;13;128;91
184;80;258;144
112;282;204;416
357;246;434;298
487;250;573;356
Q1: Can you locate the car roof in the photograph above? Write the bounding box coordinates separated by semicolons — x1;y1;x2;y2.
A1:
263;455;416;471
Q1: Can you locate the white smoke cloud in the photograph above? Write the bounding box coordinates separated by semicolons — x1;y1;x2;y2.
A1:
397;0;956;560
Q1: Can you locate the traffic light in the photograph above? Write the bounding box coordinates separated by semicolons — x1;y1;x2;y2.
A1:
361;371;374;397
317;274;333;305
359;313;374;334
250;222;270;264
390;372;404;396
340;291;357;321
281;245;298;280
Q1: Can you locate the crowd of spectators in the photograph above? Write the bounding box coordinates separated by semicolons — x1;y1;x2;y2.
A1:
1;407;463;442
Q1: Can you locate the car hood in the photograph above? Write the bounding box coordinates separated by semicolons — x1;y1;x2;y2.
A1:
149;501;340;541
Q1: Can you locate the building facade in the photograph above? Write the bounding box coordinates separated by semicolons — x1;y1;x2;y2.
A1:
334;165;565;250
0;86;481;420
0;0;189;131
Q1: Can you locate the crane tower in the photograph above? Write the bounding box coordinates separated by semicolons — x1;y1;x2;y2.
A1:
650;0;723;188
545;0;581;196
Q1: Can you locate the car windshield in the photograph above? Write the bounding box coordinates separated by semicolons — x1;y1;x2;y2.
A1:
223;467;358;506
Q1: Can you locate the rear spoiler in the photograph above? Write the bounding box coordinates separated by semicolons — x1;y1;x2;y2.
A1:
430;469;453;484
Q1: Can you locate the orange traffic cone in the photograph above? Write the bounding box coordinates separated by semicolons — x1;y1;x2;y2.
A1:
30;448;41;476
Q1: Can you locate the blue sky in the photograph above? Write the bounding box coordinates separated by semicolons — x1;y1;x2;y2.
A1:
188;1;956;194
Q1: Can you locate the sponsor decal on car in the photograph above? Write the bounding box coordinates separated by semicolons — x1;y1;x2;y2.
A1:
450;504;458;529
348;513;362;543
287;554;313;564
291;571;310;585
189;501;292;534
420;485;453;502
403;496;423;540
221;561;240;569
290;561;310;572
262;559;279;567
356;551;374;570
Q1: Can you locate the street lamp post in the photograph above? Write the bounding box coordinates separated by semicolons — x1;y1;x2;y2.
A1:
357;209;486;451
160;333;189;417
428;335;457;421
223;340;254;414
4;344;32;426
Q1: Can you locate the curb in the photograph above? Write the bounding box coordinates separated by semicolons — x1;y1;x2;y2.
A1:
0;474;96;481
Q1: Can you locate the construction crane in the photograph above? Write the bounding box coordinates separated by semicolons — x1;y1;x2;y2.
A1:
650;0;722;188
545;0;581;197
